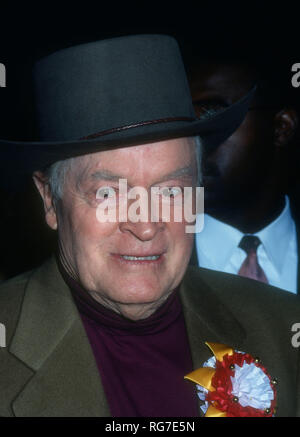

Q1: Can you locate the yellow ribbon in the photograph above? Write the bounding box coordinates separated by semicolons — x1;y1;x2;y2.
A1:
184;342;235;417
205;342;234;362
205;405;227;417
184;367;216;392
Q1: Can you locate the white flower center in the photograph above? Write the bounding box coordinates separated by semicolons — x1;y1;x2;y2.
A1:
231;362;274;409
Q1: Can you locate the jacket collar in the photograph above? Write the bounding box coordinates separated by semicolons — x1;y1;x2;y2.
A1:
8;256;110;417
179;266;246;370
7;257;245;416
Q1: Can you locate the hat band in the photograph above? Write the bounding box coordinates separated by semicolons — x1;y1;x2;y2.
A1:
79;116;195;140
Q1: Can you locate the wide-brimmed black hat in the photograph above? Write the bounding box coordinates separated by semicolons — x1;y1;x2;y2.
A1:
1;34;255;183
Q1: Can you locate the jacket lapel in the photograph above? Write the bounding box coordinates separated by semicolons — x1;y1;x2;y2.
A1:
6;255;246;416
8;257;110;417
179;266;246;371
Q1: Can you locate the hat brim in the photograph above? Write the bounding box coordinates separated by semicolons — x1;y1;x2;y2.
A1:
1;86;256;188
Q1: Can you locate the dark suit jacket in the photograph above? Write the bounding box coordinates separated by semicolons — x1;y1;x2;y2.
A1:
1;256;300;417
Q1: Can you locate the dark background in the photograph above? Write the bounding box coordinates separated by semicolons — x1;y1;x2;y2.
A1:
1;1;300;278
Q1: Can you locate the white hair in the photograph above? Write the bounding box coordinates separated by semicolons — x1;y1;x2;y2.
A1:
43;157;76;204
43;135;203;203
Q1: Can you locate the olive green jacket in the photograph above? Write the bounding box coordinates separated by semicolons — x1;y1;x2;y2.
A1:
1;256;300;417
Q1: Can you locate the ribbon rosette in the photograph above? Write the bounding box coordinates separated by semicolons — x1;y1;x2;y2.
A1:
184;342;277;417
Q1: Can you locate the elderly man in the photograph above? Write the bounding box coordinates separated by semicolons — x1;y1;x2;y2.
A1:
1;35;300;418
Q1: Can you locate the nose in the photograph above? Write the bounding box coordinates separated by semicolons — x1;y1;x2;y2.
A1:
119;220;165;242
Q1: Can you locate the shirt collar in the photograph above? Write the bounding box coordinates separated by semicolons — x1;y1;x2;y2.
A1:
255;196;295;274
196;213;244;269
196;196;294;274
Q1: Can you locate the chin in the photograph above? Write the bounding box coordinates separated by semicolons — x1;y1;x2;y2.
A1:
109;278;170;305
120;286;166;305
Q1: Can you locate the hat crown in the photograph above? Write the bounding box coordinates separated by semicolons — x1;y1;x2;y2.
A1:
33;34;196;141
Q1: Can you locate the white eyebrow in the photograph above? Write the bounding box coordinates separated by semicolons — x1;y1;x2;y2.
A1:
154;166;195;184
90;170;124;182
90;166;194;182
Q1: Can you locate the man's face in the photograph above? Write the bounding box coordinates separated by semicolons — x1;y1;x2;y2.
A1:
46;138;197;319
190;63;276;214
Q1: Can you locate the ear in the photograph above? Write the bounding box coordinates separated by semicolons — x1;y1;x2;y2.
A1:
274;108;299;147
32;171;58;230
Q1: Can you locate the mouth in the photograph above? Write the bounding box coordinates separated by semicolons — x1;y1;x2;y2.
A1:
111;253;165;265
120;255;160;261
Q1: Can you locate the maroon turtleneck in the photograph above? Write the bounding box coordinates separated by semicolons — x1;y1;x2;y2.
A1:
57;260;199;417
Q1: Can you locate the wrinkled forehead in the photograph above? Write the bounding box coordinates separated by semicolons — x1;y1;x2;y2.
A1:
65;137;198;185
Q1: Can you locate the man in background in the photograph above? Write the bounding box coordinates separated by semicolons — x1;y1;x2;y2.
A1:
187;56;300;293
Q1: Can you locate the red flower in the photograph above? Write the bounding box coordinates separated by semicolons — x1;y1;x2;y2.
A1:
206;352;277;417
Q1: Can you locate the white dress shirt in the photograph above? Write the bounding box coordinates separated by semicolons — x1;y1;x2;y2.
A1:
195;196;298;294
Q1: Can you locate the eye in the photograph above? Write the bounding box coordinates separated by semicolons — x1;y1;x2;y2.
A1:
96;186;116;200
160;187;182;198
